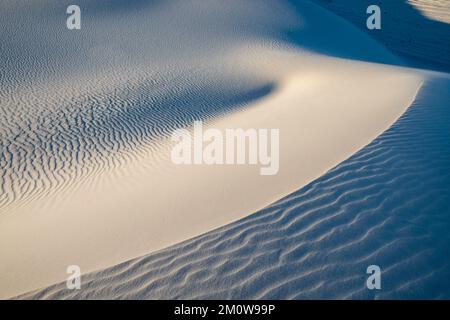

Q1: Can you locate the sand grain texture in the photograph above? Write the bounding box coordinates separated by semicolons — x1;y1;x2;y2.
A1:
1;0;449;299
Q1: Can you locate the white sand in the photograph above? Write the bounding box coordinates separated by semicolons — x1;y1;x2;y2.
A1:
0;0;425;298
20;73;450;300
312;0;450;70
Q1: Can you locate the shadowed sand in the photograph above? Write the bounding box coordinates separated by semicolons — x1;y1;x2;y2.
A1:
0;0;437;298
18;74;450;299
311;0;450;71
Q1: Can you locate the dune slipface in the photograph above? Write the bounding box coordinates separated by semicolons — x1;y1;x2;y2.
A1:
18;73;450;300
0;0;446;299
311;0;450;70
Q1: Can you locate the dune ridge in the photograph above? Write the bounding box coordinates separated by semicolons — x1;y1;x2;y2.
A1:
0;0;436;298
311;0;450;71
18;74;450;300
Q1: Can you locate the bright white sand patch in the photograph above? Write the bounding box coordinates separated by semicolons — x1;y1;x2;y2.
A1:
1;0;423;298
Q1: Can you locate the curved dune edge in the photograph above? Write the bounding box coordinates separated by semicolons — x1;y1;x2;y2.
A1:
19;74;450;300
0;1;425;298
0;57;423;299
310;0;450;70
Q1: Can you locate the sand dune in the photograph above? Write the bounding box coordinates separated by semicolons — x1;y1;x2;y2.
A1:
312;0;450;70
0;0;445;299
19;73;450;300
409;0;450;24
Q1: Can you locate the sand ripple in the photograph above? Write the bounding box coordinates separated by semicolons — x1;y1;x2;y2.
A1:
312;0;450;70
0;65;273;211
19;76;450;299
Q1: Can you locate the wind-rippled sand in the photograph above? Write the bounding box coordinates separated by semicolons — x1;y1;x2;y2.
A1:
312;0;450;70
19;75;450;300
1;0;449;299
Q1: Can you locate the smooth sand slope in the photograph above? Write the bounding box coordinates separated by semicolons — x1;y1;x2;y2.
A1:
1;0;426;298
21;73;450;300
312;0;450;71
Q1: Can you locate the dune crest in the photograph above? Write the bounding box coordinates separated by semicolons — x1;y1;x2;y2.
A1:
20;74;450;300
1;0;425;298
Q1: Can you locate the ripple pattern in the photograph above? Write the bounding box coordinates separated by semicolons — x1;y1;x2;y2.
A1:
0;0;285;211
0;67;272;211
19;76;450;299
311;0;450;70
